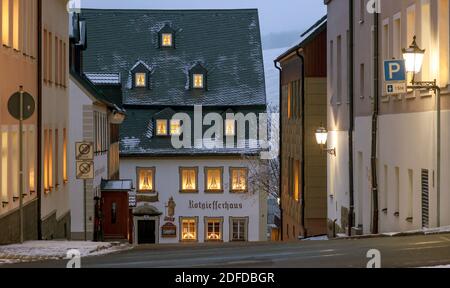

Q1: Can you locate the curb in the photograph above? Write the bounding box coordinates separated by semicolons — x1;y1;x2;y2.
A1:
331;230;450;240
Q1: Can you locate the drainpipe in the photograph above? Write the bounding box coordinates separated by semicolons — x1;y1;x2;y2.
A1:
37;0;43;240
370;4;380;234
274;60;283;241
295;49;307;238
348;0;355;236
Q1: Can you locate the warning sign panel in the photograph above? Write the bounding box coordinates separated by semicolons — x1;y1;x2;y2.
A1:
76;161;94;180
76;142;94;161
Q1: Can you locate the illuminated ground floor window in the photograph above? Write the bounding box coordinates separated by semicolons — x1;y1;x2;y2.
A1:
180;217;198;242
205;217;223;241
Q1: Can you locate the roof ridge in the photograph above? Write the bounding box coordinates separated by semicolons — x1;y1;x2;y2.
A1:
80;8;259;13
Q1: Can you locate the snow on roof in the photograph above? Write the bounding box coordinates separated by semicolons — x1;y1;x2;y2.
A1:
84;72;121;85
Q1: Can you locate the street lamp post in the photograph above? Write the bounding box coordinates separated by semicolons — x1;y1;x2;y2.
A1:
403;36;441;227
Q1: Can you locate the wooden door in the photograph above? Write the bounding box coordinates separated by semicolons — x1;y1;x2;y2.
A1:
102;192;128;239
138;220;156;244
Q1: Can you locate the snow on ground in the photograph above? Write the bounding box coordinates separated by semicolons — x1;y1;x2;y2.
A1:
382;225;450;237
302;235;329;241
0;241;131;265
421;265;450;268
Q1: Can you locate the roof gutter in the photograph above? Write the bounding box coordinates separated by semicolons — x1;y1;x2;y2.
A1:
273;60;283;241
348;0;355;236
37;0;42;240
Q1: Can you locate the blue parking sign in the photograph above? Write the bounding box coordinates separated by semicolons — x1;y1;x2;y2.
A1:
384;60;406;82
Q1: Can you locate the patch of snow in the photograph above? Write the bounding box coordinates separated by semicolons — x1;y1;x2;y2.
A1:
0;241;131;263
303;235;329;241
420;264;450;268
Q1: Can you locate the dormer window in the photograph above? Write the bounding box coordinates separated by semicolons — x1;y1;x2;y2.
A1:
156;120;168;136
135;73;147;88
189;63;207;90
131;61;152;89
159;25;175;48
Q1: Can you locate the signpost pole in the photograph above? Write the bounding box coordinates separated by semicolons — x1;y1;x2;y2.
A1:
84;179;87;241
19;86;24;244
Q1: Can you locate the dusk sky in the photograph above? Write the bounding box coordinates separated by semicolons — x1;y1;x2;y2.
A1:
79;0;326;37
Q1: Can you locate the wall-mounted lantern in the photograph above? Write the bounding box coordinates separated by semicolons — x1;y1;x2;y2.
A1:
315;125;336;156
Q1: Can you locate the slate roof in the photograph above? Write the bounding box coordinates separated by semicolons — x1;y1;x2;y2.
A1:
80;9;266;107
84;73;121;85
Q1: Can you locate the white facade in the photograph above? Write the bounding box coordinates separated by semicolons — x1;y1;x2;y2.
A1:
68;77;109;240
120;157;267;244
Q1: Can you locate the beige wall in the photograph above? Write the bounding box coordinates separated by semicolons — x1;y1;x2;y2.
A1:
41;0;70;224
0;0;38;218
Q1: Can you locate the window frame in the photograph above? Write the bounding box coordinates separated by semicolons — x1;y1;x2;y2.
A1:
170;119;181;136
179;167;199;193
179;216;198;242
229;217;249;242
229;167;249;193
134;72;147;88
225;119;236;137
204;167;224;193
136;167;156;193
204;217;224;242
192;73;204;89
161;32;173;48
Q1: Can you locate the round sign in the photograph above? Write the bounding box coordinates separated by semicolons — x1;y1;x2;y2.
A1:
7;92;35;120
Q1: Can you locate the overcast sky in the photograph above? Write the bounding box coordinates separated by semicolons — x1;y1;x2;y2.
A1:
79;0;326;36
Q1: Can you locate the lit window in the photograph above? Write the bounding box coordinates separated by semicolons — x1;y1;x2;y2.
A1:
225;119;235;136
11;131;18;198
137;167;155;192
231;218;248;242
230;168;248;192
180;167;198;192
162;33;173;47
170;120;181;136
205;167;223;192
181;217;197;241
135;73;147;88
294;160;300;202
156;120;168;136
1;130;8;202
13;0;19;50
2;0;9;46
193;74;204;89
206;218;223;241
28;127;36;192
63;128;67;183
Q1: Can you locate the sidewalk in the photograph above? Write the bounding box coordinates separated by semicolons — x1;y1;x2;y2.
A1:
334;226;450;240
0;241;132;265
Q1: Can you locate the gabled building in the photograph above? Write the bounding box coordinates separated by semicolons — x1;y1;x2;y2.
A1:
275;16;328;240
78;9;268;244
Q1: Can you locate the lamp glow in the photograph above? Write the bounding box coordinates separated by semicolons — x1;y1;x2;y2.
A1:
315;126;328;146
402;36;425;73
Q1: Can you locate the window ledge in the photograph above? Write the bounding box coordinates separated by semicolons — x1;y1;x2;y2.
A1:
2;201;9;208
180;190;199;194
394;212;400;217
406;217;413;223
382;208;388;214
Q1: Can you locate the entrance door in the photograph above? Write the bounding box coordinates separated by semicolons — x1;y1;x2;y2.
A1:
138;220;156;244
102;192;129;239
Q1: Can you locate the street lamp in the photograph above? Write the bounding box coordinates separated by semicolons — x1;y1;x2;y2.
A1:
315;125;336;156
402;36;441;227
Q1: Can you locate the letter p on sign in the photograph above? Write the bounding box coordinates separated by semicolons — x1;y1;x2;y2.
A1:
384;60;406;82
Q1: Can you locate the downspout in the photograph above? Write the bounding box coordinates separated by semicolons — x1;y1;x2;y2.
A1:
348;0;355;236
295;49;307;238
370;4;380;234
274;60;283;241
37;0;43;240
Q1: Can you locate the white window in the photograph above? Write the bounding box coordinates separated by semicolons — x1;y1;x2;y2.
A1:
137;167;155;193
181;217;197;241
336;35;342;104
2;0;10;46
193;74;204;89
230;217;248;242
395;167;400;216
438;0;449;86
11;130;18;198
230;167;248;193
180;167;198;192
205;218;223;241
407;169;414;220
421;0;431;80
29;127;36;192
393;14;402;60
205;167;223;192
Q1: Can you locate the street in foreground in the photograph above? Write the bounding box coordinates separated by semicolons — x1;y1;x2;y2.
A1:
3;233;450;268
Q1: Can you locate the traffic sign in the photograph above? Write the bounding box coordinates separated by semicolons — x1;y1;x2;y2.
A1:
386;83;407;95
76;161;94;180
76;142;94;160
384;60;406;82
8;92;35;120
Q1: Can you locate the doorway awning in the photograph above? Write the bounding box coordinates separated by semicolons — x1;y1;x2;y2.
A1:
101;179;133;191
132;203;162;217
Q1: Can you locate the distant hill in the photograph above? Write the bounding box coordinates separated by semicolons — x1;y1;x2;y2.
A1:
263;47;290;108
262;30;303;50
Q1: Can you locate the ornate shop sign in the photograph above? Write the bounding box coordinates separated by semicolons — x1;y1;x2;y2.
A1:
161;222;177;238
188;200;243;211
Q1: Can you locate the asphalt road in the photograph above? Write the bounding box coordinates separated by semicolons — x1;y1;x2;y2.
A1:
4;233;450;268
